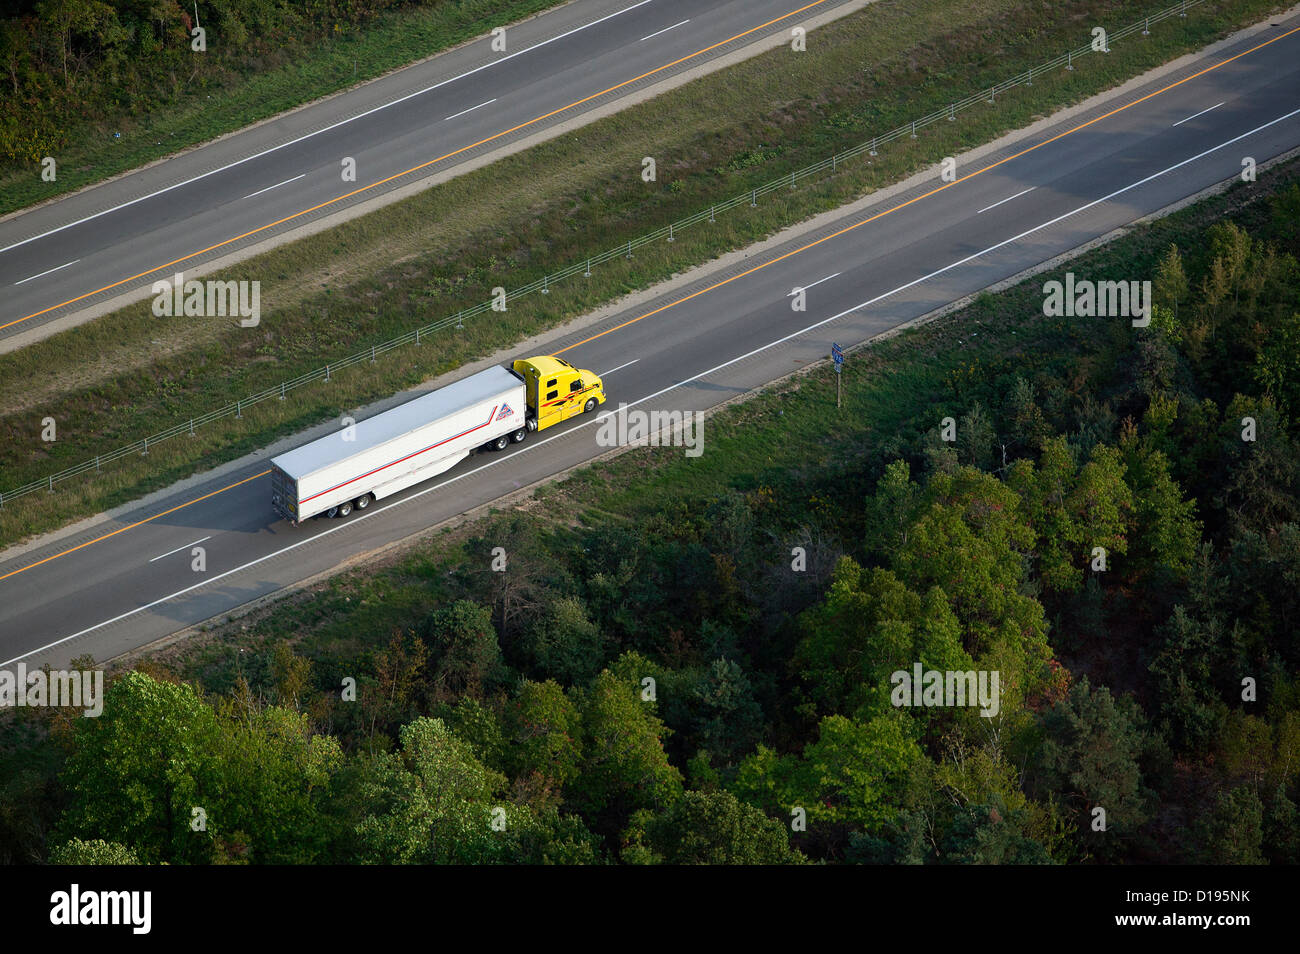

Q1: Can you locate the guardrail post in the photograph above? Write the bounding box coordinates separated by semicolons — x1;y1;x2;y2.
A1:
626;240;633;259
869;137;877;157
750;189;757;207
1180;1;1186;16
790;170;797;189
456;311;464;330
280;382;286;400
142;438;148;456
415;328;420;345
585;258;592;276
48;475;53;494
325;365;331;382
831;155;836;171
370;345;376;362
1025;69;1033;86
910;121;916;139
948;104;955;121
1067;50;1074;71
236;400;242;419
668;224;674;242
542;274;550;293
189;418;195;437
1142;17;1150;35
709;206;715;222
95;455;100;472
988;87;995;103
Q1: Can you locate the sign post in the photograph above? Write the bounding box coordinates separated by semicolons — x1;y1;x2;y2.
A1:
831;343;844;409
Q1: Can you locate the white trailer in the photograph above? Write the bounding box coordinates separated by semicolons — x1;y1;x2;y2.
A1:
271;365;527;523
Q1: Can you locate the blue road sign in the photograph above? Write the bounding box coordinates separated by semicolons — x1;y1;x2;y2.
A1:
832;342;844;365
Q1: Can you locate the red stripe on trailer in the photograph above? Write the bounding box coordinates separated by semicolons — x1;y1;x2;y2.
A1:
300;406;498;505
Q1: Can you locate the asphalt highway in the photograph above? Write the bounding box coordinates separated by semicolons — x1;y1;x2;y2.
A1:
0;0;859;345
3;13;1298;669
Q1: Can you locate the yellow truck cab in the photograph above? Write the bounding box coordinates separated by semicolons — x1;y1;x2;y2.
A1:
512;355;607;431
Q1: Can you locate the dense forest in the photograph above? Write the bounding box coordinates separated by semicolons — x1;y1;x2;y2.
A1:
4;175;1299;864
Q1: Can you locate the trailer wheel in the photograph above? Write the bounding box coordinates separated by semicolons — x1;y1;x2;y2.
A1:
491;435;509;451
355;493;373;510
338;501;353;517
583;397;598;413
511;428;527;443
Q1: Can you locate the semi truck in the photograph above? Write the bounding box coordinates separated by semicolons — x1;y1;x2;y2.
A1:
270;355;606;523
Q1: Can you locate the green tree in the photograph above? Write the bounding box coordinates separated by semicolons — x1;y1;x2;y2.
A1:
353;717;507;864
864;459;923;560
794;559;967;718
1004;376;1050;454
937;796;1052;865
1008;437;1082;593
522;595;607;686
420;600;503;699
1034;678;1154;860
734;712;923;831
1123;444;1201;579
210;703;344;863
1148;606;1225;753
688;658;766;765
502;679;583;795
626;790;802;864
57;671;343;864
568;668;682;827
57;671;224;864
893;467;1048;670
48;837;139;865
1153;243;1189;320
1195;786;1265;865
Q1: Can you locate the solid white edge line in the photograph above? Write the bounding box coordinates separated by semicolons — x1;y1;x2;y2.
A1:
13;259;80;286
0;0;656;256
444;98;497;121
640;19;689;42
241;174;306;200
1172;101;1225;126
148;535;212;563
601;358;641;375
6;105;1298;667
976;186;1036;214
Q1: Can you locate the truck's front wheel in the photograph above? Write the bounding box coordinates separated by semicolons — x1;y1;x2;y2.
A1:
583;397;598;413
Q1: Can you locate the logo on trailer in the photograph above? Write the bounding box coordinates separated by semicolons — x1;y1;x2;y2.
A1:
496;403;514;421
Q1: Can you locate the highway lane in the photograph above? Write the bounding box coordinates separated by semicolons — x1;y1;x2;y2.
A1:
0;0;859;344
2;14;1298;669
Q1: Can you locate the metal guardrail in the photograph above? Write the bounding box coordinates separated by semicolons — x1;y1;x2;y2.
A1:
0;0;1206;510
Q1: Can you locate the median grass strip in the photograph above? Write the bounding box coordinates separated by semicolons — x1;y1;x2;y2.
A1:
0;0;570;216
0;0;1284;547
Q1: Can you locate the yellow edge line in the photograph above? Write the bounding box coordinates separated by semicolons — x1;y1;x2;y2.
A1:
0;470;269;583
4;22;1297;584
1;0;832;333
